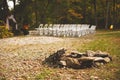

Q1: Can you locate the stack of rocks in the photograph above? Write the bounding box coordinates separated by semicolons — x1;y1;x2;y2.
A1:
44;48;112;69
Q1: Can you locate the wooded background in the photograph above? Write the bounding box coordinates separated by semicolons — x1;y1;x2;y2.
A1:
0;0;120;29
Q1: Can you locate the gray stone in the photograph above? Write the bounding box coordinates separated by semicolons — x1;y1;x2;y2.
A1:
44;49;112;69
104;57;111;63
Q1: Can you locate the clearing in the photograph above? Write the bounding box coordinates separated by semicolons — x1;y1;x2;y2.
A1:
0;30;120;80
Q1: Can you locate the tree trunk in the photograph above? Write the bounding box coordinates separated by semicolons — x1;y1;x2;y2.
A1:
2;0;10;22
34;0;38;27
13;0;16;16
83;1;87;23
93;0;98;28
105;0;110;29
112;0;116;28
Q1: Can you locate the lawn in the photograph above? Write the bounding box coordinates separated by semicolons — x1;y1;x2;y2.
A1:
0;30;120;80
36;30;120;80
77;30;120;80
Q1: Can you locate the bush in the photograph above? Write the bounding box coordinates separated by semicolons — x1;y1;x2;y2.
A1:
0;26;13;38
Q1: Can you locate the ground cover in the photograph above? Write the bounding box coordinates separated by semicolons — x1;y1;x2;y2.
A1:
0;30;120;80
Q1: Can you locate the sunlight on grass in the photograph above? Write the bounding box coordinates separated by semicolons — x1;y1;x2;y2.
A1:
77;31;120;54
79;39;112;52
76;30;120;80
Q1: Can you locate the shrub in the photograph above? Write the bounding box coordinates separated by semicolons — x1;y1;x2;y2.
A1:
0;26;13;38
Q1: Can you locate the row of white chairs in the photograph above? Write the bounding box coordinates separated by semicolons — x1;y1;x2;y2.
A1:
30;24;96;37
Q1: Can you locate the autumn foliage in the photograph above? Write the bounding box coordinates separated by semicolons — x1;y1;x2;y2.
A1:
0;26;13;38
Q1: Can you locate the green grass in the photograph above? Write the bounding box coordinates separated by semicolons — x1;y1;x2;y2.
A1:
78;31;120;54
78;30;120;80
35;68;61;80
35;68;52;80
35;30;120;80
